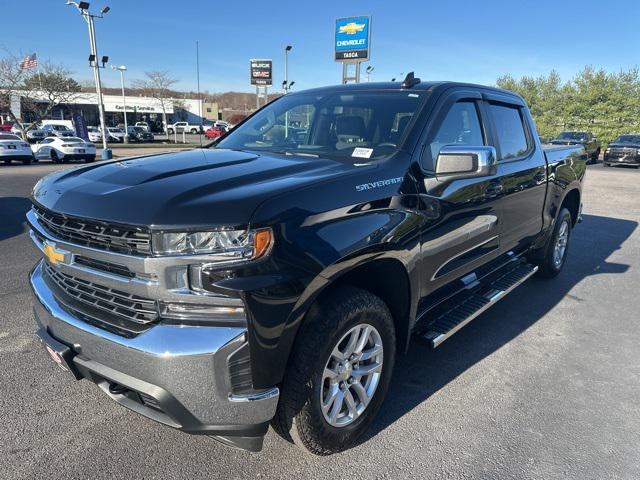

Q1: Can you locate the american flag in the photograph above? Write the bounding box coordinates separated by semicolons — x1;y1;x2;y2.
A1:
19;53;38;70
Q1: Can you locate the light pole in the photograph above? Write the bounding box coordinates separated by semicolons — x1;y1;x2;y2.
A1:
111;64;128;143
66;1;111;159
366;65;374;82
284;45;292;93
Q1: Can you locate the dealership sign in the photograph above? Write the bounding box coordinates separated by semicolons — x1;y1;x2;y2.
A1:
335;16;371;61
103;97;174;114
250;59;273;86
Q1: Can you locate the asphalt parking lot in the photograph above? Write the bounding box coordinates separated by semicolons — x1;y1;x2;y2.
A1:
1;162;639;479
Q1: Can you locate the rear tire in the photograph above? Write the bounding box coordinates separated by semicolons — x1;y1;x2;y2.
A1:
50;151;60;164
533;208;572;278
190;128;198;134
85;156;95;163
272;286;396;455
3;159;11;165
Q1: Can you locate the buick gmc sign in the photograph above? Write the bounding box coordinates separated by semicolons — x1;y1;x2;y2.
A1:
250;59;273;86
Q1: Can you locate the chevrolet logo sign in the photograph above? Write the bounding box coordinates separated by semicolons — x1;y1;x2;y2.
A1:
43;241;69;265
339;22;365;35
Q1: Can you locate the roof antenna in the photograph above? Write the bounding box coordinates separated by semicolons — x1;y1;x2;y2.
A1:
401;71;421;88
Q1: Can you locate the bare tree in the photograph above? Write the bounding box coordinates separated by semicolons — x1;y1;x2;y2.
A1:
132;71;179;134
0;52;81;139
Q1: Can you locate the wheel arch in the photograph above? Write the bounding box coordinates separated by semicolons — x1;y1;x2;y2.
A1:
560;188;581;226
275;255;415;383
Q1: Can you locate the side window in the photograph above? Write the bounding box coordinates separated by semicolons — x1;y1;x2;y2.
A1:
429;101;484;160
489;103;530;160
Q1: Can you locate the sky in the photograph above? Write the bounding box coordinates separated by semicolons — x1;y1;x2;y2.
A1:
1;0;639;94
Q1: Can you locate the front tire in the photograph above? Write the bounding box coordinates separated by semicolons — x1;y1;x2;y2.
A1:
272;286;396;455
190;128;198;134
534;208;572;278
22;157;33;165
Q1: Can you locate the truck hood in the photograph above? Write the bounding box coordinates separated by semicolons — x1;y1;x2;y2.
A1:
32;148;363;229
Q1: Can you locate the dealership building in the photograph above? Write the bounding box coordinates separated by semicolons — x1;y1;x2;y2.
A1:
3;91;219;131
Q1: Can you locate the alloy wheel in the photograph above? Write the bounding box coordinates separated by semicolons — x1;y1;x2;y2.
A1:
320;323;384;428
553;219;569;268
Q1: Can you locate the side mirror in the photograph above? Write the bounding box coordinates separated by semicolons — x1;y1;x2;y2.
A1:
435;145;497;177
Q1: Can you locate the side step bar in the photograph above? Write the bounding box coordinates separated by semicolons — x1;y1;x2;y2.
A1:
422;262;538;348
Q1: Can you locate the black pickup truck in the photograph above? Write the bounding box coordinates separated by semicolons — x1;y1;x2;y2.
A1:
27;75;586;455
549;131;600;164
603;133;640;168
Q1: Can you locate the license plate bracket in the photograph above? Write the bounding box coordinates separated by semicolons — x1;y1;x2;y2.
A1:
36;327;82;380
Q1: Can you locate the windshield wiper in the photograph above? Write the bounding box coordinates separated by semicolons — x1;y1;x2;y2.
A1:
284;151;319;158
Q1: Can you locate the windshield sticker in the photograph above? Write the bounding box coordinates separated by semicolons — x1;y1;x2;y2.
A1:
355;177;403;192
352;147;373;159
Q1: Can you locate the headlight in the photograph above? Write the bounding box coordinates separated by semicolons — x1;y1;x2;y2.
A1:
152;227;273;262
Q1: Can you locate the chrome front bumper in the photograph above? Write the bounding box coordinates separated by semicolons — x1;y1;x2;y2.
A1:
30;261;279;450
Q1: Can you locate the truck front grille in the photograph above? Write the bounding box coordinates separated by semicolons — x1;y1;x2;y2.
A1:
608;148;637;159
43;262;158;331
33;205;151;256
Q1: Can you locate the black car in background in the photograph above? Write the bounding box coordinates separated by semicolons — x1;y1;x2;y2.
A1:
550;131;601;164
127;126;154;142
604;134;640;168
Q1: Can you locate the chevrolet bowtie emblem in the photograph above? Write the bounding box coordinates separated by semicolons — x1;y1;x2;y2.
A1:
43;241;68;265
339;22;365;35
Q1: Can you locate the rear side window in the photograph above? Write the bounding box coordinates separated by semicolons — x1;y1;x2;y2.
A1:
429;101;484;160
489;103;530;160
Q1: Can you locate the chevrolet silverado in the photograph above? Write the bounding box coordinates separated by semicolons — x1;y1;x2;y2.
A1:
27;75;586;455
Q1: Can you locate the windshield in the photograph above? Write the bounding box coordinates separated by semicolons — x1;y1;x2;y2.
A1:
556;132;587;141
613;135;640;144
215;90;427;160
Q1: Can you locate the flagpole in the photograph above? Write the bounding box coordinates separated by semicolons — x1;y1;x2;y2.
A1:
36;54;42;91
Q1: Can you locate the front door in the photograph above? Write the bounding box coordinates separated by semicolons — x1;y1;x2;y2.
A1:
415;89;505;298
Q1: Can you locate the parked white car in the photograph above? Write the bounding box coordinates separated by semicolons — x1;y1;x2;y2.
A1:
87;126;103;143
32;137;96;163
135;121;150;132
0;133;34;165
104;127;125;143
41;124;75;138
11;123;46;142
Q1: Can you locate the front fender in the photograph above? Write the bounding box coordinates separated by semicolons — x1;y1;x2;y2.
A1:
242;195;422;389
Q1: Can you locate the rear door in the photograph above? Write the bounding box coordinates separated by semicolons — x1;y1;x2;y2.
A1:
415;88;505;296
482;93;547;253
